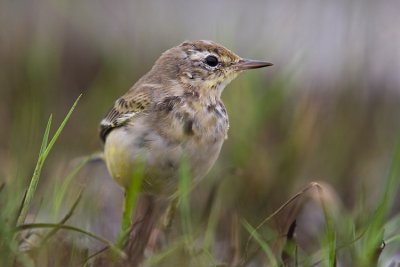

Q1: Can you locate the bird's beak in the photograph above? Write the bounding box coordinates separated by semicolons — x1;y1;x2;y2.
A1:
234;59;273;70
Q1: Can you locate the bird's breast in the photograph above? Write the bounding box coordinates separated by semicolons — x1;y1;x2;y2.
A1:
104;96;229;194
154;97;229;143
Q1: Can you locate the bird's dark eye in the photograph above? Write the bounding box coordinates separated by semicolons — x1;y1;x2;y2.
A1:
205;55;219;67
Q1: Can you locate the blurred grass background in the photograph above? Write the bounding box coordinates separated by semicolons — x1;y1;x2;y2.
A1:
1;0;400;265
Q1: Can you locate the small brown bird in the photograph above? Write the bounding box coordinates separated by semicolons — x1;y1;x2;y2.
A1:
100;40;272;196
98;40;272;262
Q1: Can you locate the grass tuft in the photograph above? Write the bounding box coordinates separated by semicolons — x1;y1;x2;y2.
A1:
17;94;82;226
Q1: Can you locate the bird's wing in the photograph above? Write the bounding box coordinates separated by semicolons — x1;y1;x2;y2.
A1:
99;91;151;142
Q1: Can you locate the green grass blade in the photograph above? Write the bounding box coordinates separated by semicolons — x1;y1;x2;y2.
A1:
203;191;221;251
141;240;184;267
16;115;52;226
242;219;280;267
385;234;400;245
116;161;144;248
41;189;83;245
42;94;82;159
17;95;81;226
315;185;337;267
381;136;400;214
202;248;218;267
52;154;98;217
179;157;193;244
362;134;400;262
39;114;52;156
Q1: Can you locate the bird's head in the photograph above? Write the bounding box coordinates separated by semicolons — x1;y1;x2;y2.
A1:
152;40;273;97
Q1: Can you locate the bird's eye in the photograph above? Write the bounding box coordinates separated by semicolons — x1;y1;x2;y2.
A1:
205;55;219;67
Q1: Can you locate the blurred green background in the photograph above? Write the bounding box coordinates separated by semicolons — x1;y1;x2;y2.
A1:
1;0;400;258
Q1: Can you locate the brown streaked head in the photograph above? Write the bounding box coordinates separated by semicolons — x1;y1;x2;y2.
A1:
150;40;272;95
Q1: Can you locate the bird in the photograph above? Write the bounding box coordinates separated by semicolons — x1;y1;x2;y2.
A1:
100;40;272;197
99;40;272;262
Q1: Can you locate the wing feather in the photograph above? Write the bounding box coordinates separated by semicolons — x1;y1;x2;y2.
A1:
99;91;151;142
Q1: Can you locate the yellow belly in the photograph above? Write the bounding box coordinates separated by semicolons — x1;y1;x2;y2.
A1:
104;142;136;188
103;100;228;195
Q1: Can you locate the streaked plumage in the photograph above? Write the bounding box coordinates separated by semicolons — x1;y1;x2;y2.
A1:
100;40;272;196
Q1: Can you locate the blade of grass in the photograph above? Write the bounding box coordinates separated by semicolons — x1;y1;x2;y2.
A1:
179;157;193;245
82;246;110;267
52;154;99;217
141;239;185;267
315;185;337;267
12;189;28;226
362;134;400;262
245;182;320;256
385;234;400;245
40;188;84;245
16;115;52;225
17;95;81;226
242;219;280;266
381;136;400;212
41;94;81;159
116;161;144;248
39;114;52;156
203;189;221;251
202;248;219;267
